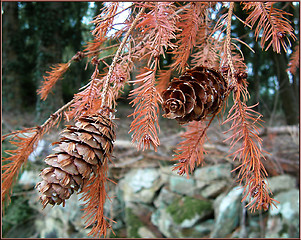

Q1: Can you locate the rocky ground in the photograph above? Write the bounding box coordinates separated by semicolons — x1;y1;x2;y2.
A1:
2;108;299;238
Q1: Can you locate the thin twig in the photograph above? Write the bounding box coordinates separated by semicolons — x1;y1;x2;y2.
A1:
40;99;75;128
84;42;123;57
226;2;235;78
101;7;145;108
2;99;74;140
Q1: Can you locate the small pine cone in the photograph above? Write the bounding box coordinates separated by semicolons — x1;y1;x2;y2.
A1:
162;66;227;124
36;113;115;207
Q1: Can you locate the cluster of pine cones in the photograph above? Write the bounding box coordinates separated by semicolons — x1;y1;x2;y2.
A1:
36;65;227;207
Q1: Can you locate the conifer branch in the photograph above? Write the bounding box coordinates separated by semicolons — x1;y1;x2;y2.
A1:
172;114;216;177
101;7;145;108
224;88;278;211
128;2;180;151
37;62;71;101
170;2;205;72
95;3;135;25
80;132;116;238
156;68;173;94
242;2;296;53
192;6;221;68
65;65;102;120
91;3;119;38
128;63;161;151
221;2;277;212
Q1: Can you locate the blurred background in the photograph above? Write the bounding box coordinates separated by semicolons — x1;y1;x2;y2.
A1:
2;2;299;238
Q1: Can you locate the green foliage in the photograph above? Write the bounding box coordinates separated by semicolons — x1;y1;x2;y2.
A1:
2;184;38;238
166;196;212;224
125;208;144;238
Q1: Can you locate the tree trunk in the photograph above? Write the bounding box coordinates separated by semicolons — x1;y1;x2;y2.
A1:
273;50;299;125
35;2;64;122
2;2;22;112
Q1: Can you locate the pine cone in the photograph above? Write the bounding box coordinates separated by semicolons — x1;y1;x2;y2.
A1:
162;66;227;124
36;113;115;207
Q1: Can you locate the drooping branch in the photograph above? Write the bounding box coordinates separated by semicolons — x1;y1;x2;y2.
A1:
128;3;179;151
128;64;161;151
242;2;296;53
101;7;145;108
170;2;206;72
172;115;216;177
79;116;116;238
222;7;278;210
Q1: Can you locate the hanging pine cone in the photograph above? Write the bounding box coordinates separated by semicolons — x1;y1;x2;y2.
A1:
162;66;227;124
36;113;115;207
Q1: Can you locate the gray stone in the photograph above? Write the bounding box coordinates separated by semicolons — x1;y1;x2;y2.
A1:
153;186;180;208
151;208;175;238
124;202;157;238
194;163;232;183
248;232;261;238
125;207;144;238
195;179;208;189
267;189;299;238
159;165;179;183
169;175;195;196
19;170;41;188
198;180;228;198
119;168;163;204
192;219;214;237
213;192;226;217
211;186;243;238
180;219;214;238
269;189;299;220
28;139;52;162
244;216;263;238
34;193;91;238
162;196;212;231
268;174;296;194
180;215;201;228
127;168;160;192
265;215;283;238
137;226;157;238
152;199;214;238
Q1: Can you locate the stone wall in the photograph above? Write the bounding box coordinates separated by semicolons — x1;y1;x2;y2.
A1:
6;163;299;238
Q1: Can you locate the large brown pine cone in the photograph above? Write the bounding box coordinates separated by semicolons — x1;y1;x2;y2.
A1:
162;66;227;124
36;113;115;207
